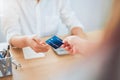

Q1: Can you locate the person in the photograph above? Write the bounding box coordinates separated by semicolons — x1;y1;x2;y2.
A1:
62;1;120;79
1;0;85;53
61;0;120;55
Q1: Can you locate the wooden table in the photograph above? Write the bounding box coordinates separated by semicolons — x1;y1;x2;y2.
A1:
1;30;103;80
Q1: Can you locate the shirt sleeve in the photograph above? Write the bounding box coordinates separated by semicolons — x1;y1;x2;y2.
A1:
1;0;21;43
59;0;84;31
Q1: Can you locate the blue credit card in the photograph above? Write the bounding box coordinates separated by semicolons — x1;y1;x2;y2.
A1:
46;35;63;49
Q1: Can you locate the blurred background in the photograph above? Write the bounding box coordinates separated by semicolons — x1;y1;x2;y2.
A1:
0;0;113;42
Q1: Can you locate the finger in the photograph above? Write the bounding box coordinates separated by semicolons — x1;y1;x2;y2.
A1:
63;37;72;44
32;40;44;50
33;43;42;51
30;43;41;53
40;41;49;47
38;44;50;51
33;36;41;44
30;38;46;53
63;42;70;48
68;46;76;55
63;40;68;44
39;42;50;48
37;46;50;52
65;46;71;51
33;46;49;53
61;44;66;48
66;43;71;47
40;41;45;44
35;49;48;53
33;38;49;48
41;48;49;52
34;49;42;53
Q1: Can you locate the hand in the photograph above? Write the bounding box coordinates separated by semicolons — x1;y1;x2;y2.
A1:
26;35;50;53
61;36;90;55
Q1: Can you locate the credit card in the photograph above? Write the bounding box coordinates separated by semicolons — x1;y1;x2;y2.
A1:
46;35;63;49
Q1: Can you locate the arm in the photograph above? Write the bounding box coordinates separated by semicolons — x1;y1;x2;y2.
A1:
10;36;28;48
59;0;85;38
71;27;87;38
10;35;50;53
1;0;23;46
62;36;100;55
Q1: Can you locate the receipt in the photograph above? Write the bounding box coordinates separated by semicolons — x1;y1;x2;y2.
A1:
23;47;45;59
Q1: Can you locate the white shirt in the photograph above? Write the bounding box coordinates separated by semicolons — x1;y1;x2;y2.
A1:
1;0;83;42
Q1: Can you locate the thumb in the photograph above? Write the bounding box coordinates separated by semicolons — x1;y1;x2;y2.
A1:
33;36;41;44
63;37;72;44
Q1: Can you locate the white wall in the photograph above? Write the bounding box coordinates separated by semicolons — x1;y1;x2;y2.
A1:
0;0;113;42
70;0;112;31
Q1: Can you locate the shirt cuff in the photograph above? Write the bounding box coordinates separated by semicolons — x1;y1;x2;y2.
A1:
7;32;21;48
70;23;84;31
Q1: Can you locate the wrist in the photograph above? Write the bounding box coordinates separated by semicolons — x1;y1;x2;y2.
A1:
71;27;87;38
24;36;30;47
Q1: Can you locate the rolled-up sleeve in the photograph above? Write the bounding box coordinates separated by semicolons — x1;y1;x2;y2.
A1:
1;0;21;43
59;0;84;31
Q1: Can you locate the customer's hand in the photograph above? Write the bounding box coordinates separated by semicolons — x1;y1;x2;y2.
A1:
26;35;50;53
61;36;90;55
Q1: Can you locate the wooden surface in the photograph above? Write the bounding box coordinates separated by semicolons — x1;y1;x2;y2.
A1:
1;30;103;80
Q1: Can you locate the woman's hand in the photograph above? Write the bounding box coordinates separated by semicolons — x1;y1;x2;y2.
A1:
26;35;50;53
